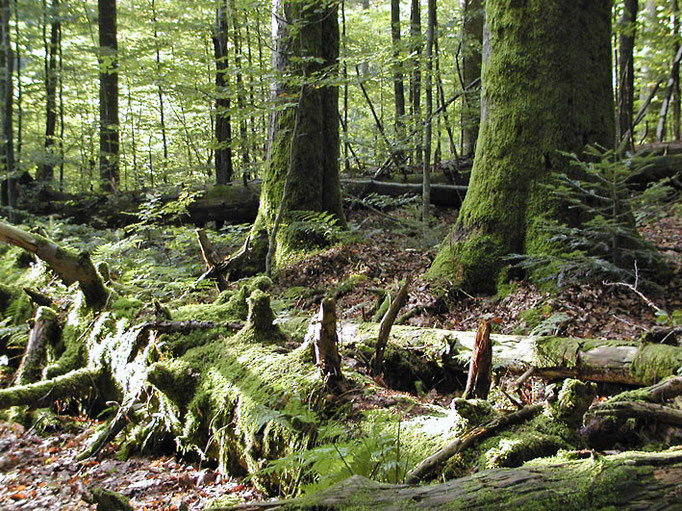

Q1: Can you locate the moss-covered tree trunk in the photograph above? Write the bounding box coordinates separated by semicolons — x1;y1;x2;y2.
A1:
428;0;615;294
244;0;345;271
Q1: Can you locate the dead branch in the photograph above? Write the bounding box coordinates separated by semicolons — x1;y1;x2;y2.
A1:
405;403;544;483
15;307;59;385
462;319;495;399
195;228;228;291
371;276;412;375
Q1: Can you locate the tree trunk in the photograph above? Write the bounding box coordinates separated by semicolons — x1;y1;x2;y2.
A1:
421;0;435;221
213;0;233;185
37;0;60;183
391;0;405;157
409;0;422;166
246;452;682;510
245;0;345;270
0;0;14;220
15;306;59;385
460;0;483;159
656;27;682;141
98;0;119;193
674;0;681;141
428;0;615;294
617;0;638;146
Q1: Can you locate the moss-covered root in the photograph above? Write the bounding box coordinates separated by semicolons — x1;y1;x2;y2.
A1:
272;450;682;510
0;367;102;409
235;290;286;344
83;487;133;511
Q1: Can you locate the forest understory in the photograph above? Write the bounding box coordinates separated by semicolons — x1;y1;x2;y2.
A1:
0;186;681;511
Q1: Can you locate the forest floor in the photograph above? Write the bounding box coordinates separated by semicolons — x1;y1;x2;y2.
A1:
0;191;680;510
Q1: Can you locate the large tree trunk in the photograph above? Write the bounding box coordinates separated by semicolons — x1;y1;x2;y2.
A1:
459;0;483;159
213;1;233;185
246;451;682;510
243;0;345;271
98;0;119;192
617;0;638;146
428;0;615;294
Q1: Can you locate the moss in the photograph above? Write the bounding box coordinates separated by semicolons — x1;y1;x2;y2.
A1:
148;359;199;409
329;274;367;299
85;487;133;511
630;343;682;385
427;0;614;294
546;379;597;428
518;305;553;332
110;297;143;319
171;301;245;323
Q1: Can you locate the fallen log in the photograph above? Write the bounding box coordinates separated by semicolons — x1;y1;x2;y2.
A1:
343;179;467;208
0;221;109;309
0;367;102;409
626;153;682;189
338;322;682;387
225;450;682;510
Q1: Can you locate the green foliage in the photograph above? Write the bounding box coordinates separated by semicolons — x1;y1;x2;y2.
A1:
512;146;664;287
261;409;413;496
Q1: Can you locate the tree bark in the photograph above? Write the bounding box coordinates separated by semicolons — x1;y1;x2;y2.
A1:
429;0;615;294
232;451;682;510
98;0;119;192
617;0;638;146
0;367;101;409
213;0;233;185
656;42;682;142
307;298;342;384
390;0;405;158
37;0;60;182
460;0;483;159
421;0;435;221
462;318;493;399
409;0;422;166
245;0;345;270
15;306;59;385
0;0;14;219
371;277;411;375
195;228;229;291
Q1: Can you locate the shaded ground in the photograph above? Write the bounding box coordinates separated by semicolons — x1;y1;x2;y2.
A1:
0;419;262;510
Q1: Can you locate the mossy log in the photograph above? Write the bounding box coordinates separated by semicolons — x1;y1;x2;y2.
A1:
0;367;102;409
227;450;682;510
0;221;109;309
626;153;682;189
343;179;467;207
339;322;682;387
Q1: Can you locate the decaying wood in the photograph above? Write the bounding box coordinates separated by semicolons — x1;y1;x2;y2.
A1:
308;298;342;383
15;307;59;385
0;221;109;309
405;403;544;483
77;398;142;461
22;287;53;307
338;322;682;386
589;400;682;427
462;319;494;399
0;367;102;409
225;451;682;510
195;228;229;291
371;277;412;375
643;376;682;402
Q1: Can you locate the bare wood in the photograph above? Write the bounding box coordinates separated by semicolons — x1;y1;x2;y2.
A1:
15;307;59;385
405;403;543;484
0;221;109;308
195;228;228;291
371;277;412;375
307;298;342;384
462;319;493;399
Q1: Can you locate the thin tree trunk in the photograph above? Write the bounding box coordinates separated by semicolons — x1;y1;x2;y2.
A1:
422;0;435;221
0;0;13;222
229;0;249;182
672;0;680;141
656;44;682;141
98;0;119;192
391;0;405;160
150;0;168;181
409;0;421;166
37;0;60;182
11;0;19;167
617;0;638;146
213;0;233;185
